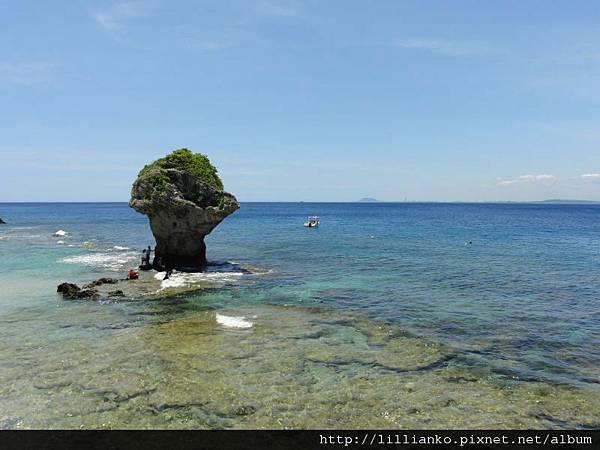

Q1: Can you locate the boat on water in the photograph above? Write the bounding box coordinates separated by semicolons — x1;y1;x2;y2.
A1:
304;216;320;228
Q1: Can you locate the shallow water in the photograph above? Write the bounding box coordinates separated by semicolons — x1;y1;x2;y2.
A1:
0;202;599;429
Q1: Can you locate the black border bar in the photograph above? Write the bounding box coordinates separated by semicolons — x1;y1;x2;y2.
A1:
0;430;598;450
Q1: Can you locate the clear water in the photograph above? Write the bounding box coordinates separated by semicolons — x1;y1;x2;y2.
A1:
1;202;599;429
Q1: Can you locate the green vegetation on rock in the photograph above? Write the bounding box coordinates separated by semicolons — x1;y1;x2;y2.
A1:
139;148;224;191
146;169;171;193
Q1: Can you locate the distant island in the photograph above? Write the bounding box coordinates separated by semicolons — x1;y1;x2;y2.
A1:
357;197;380;203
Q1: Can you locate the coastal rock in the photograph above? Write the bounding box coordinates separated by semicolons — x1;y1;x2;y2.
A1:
83;277;119;289
57;282;99;300
56;282;79;297
0;218;5;224
129;149;239;270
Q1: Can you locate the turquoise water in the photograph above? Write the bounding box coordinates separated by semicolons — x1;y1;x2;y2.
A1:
1;202;599;428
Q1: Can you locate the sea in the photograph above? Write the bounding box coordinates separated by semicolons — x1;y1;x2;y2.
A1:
0;202;599;429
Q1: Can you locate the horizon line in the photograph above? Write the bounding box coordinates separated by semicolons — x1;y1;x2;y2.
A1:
1;200;599;204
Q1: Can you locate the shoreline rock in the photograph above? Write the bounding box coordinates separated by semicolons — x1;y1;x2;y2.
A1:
55;272;200;301
58;278;122;300
83;277;119;289
54;261;253;301
57;282;99;300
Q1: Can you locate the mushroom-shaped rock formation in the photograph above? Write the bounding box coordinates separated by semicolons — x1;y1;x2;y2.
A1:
129;149;239;271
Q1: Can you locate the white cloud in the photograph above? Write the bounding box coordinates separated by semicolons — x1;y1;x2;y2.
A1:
519;174;556;181
496;180;518;186
394;38;488;57
497;173;600;187
497;174;557;186
580;173;600;183
0;62;54;84
92;1;148;31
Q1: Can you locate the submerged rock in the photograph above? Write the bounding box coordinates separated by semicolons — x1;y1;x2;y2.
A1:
57;282;99;300
129;149;239;271
108;290;125;297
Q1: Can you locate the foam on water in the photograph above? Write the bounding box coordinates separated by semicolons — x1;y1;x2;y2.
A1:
62;251;138;271
0;229;47;241
113;246;130;250
156;273;186;290
154;270;245;290
215;313;253;329
54;230;67;237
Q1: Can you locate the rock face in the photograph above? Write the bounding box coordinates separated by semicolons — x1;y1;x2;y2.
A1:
129;149;239;271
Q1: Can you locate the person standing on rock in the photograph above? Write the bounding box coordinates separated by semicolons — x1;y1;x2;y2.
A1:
145;246;152;265
140;246;154;270
162;257;174;280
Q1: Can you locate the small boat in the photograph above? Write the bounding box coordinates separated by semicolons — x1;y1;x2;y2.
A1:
304;216;320;227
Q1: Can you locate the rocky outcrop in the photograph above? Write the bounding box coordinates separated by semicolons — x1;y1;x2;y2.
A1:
83;277;119;289
0;218;6;224
128;149;239;271
57;282;99;299
57;279;124;299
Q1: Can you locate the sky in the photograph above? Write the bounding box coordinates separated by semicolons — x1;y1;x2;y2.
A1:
1;0;600;202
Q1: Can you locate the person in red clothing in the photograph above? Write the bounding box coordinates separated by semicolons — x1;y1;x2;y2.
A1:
128;269;139;280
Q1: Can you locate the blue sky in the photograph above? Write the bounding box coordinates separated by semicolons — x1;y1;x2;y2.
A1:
1;0;599;201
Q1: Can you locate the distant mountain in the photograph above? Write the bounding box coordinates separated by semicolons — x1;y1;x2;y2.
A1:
536;199;600;204
357;197;379;203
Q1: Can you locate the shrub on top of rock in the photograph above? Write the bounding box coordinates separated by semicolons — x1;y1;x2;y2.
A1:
138;148;224;192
